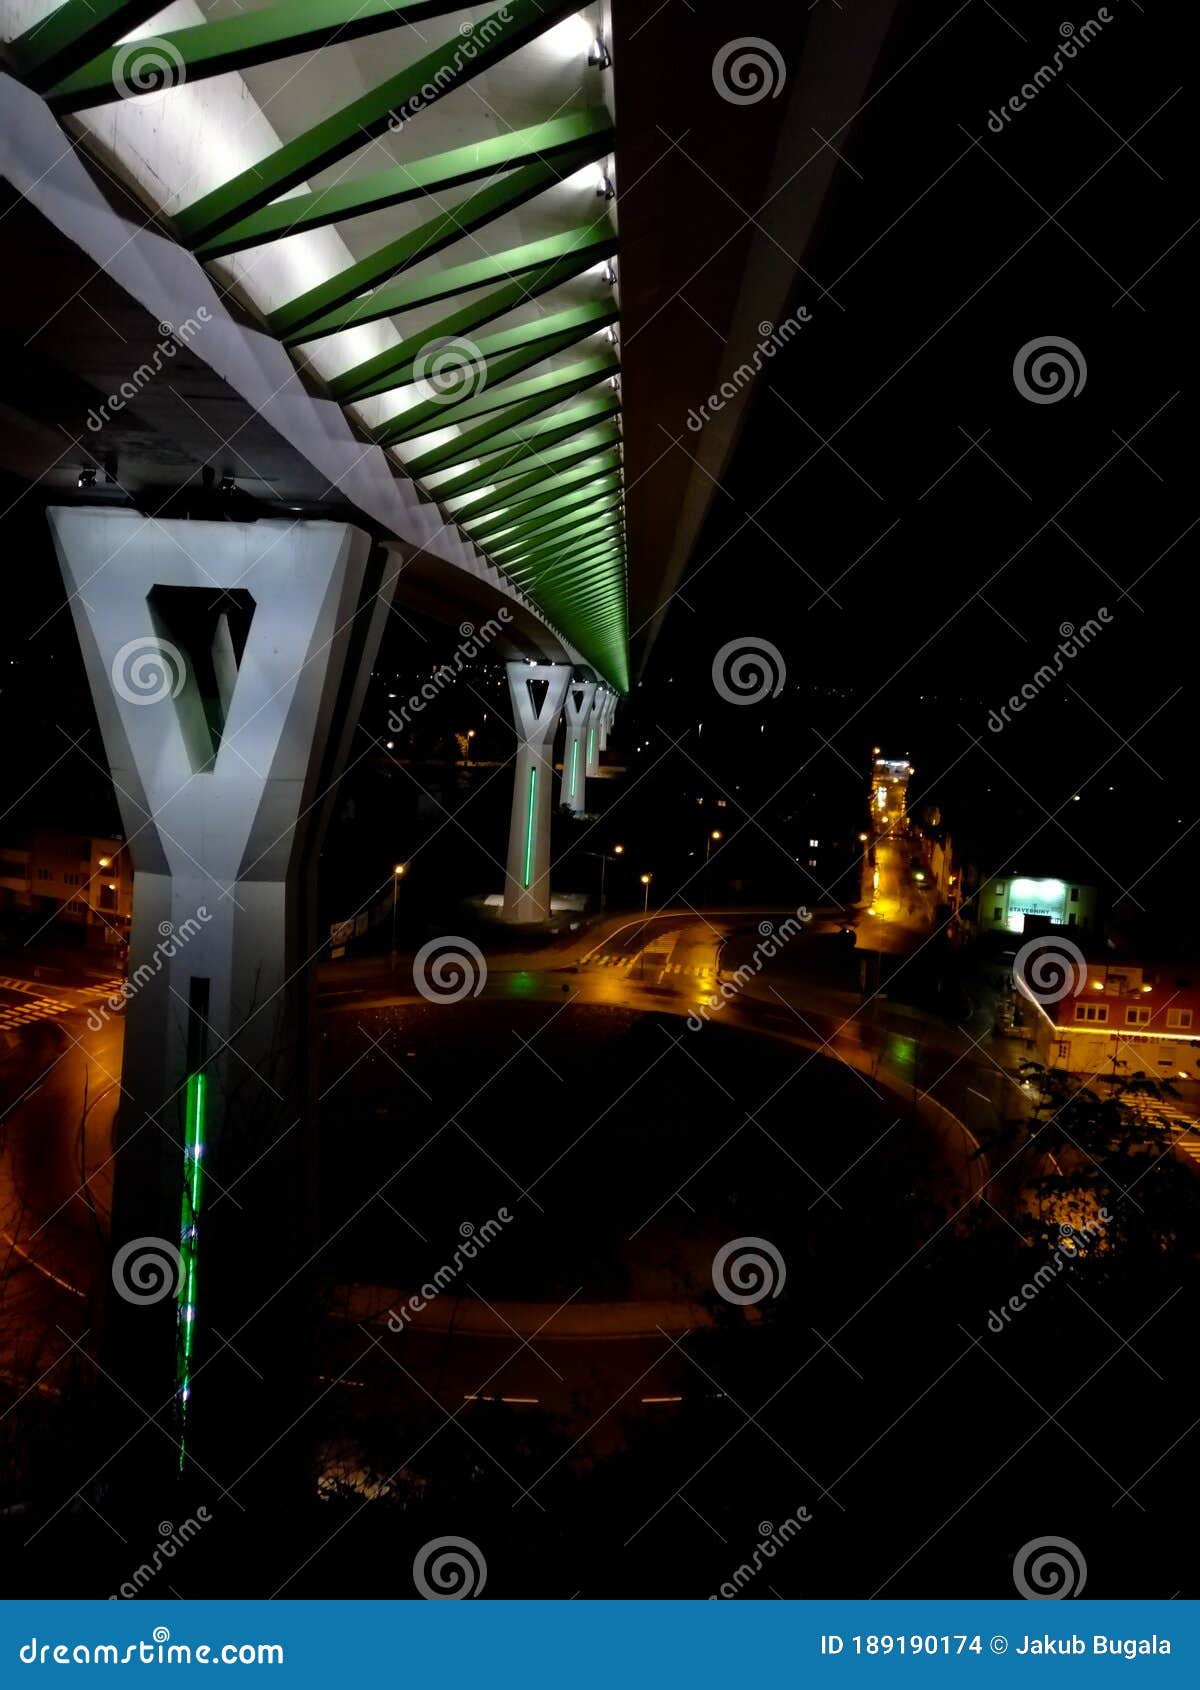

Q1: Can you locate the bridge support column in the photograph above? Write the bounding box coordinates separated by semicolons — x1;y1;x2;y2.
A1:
585;685;606;777
598;688;617;752
558;678;596;818
48;508;389;1491
502;661;571;923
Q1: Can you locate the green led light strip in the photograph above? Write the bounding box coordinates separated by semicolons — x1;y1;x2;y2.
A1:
587;728;596;766
570;738;579;799
523;766;537;887
176;1069;206;1468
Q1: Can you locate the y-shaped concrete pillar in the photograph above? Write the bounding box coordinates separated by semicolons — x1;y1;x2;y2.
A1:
502;662;571;923
598;688;617;752
585;685;607;777
559;678;597;817
49;507;390;1488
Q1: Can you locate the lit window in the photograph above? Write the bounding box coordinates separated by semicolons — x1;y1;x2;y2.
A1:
1167;1008;1194;1030
1125;1007;1151;1026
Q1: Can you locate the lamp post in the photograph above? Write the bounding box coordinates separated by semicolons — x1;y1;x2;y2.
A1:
601;843;624;911
391;862;406;960
640;872;652;915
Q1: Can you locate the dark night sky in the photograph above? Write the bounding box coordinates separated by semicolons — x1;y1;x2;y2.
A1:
637;0;1195;930
1;0;1194;937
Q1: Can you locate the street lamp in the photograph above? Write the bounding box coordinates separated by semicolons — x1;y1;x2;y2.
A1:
705;828;722;865
601;843;624;911
640;872;652;914
391;862;407;959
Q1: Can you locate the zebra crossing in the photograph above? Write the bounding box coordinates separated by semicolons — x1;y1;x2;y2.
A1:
587;953;717;979
0;975;71;1033
1121;1092;1200;1167
0;973;125;1034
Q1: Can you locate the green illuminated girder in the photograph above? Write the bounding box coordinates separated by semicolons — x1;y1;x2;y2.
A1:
194;112;612;260
447;435;621;517
505;540;626;586
501;517;626;569
50;0;470;111
471;476;623;545
511;546;625;588
457;448;621;526
488;493;623;556
436;422;620;502
273;152;609;342
10;0;163;90
420;395;619;482
403;355;617;475
175;0;581;246
381;341;618;448
329;240;617;402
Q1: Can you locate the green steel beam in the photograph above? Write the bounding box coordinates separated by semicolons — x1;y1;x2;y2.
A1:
175;0;582;245
503;535;626;581
446;433;621;516
50;0;472;112
468;471;623;543
401;354;617;474
435;422;620;503
510;547;625;588
273;151;608;342
10;0;163;90
487;493;623;556
299;226;611;365
330;252;616;402
457;448;621;525
194;112;612;260
380;337;617;448
418;396;619;482
498;515;625;568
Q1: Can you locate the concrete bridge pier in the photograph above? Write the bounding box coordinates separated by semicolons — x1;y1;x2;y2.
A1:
501;661;572;922
558;678;597;817
598;688;617;752
48;508;391;1493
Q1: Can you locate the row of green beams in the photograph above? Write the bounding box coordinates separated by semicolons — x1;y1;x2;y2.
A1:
173;0;584;246
327;232;617;402
48;0;471;110
193;111;613;262
20;0;630;689
454;449;622;527
395;355;619;460
272;144;613;342
444;430;622;519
